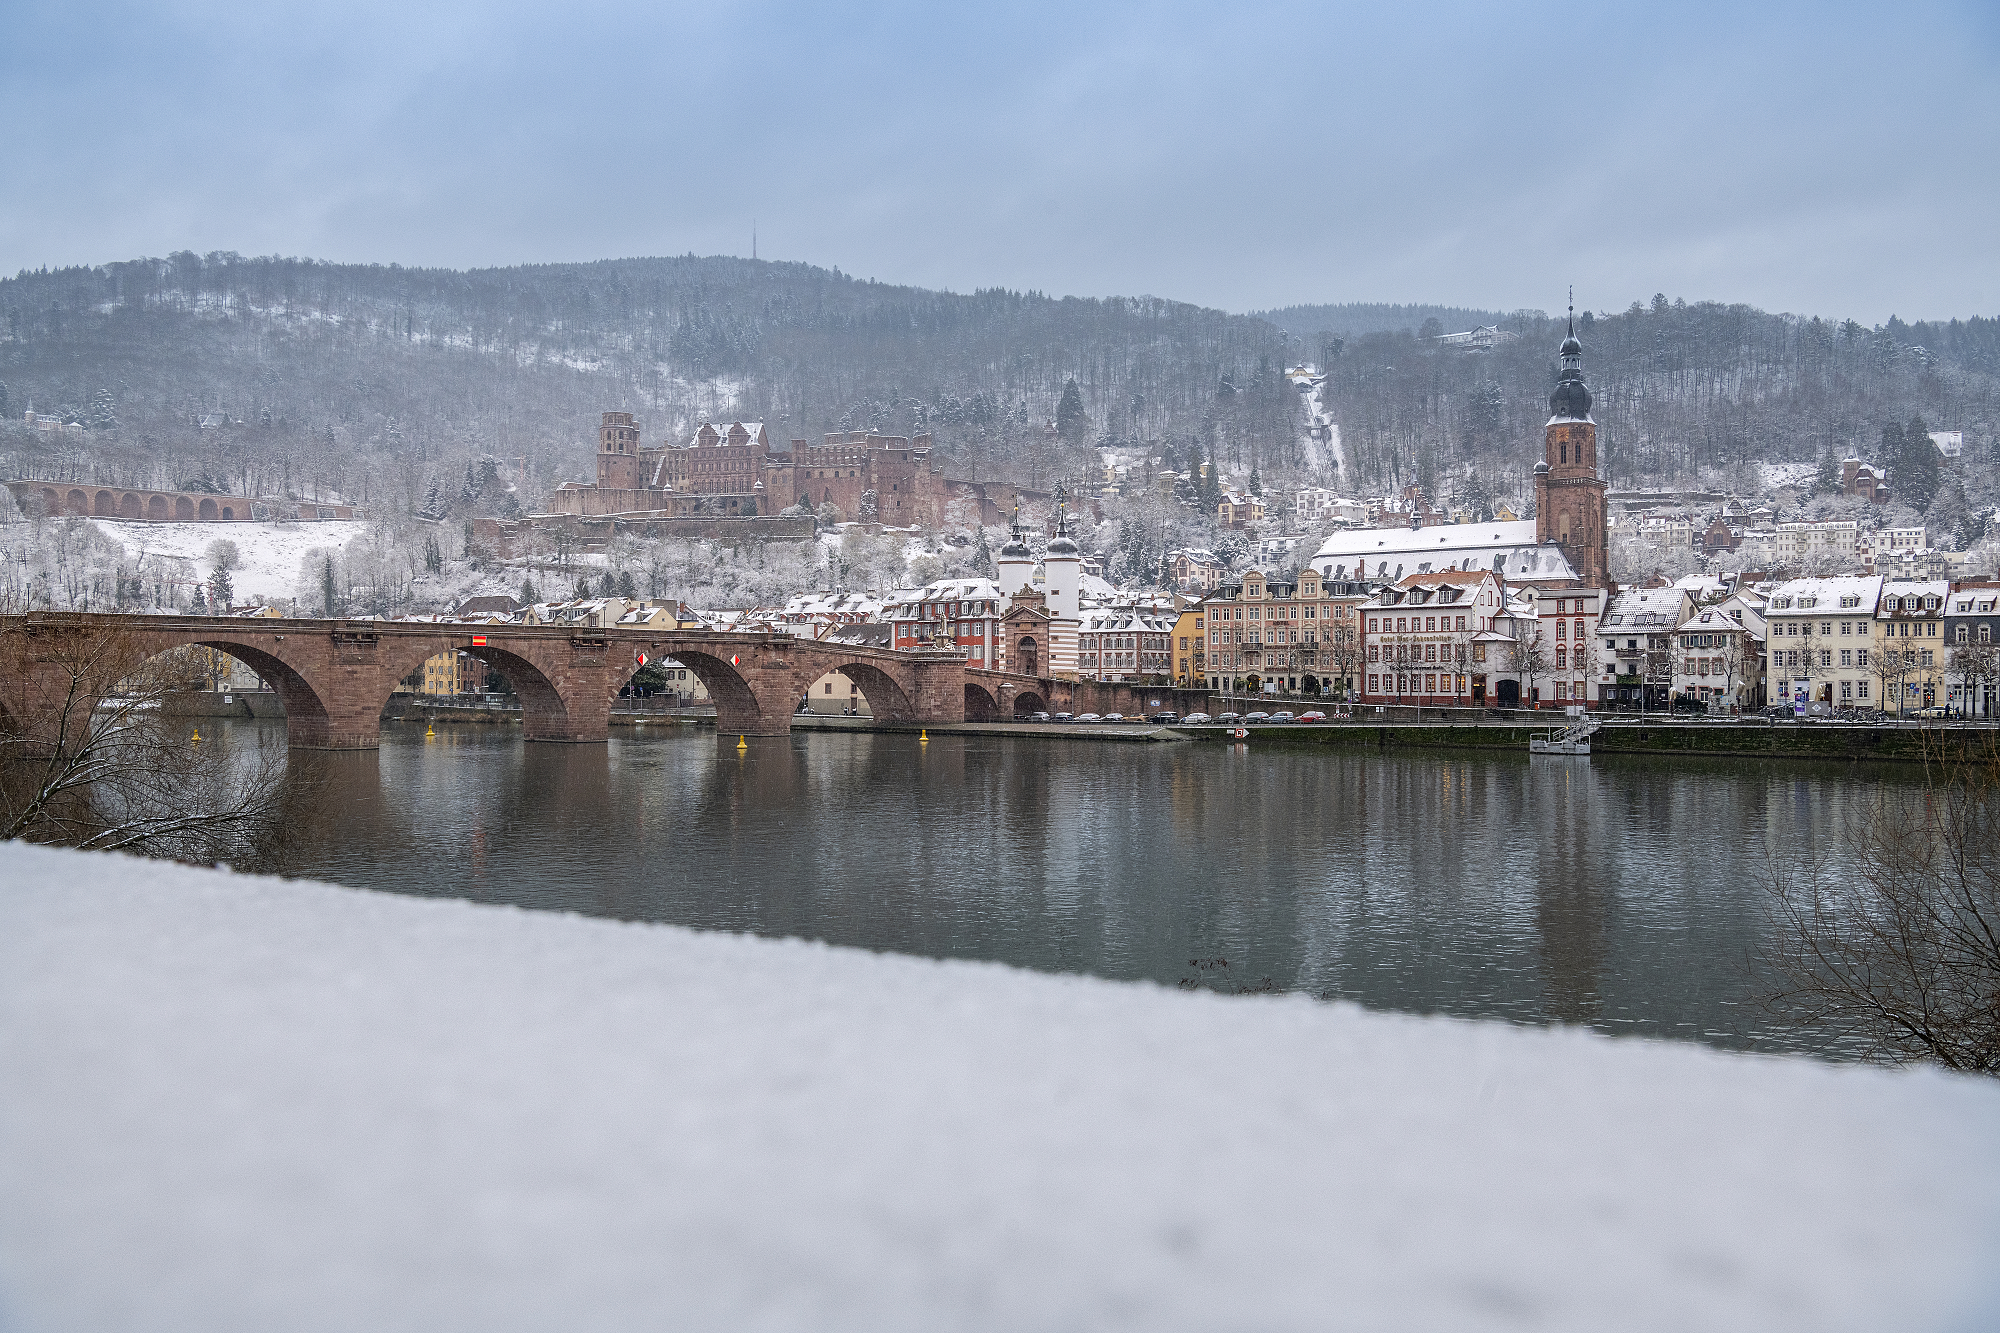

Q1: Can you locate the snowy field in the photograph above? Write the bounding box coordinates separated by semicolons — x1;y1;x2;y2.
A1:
91;518;368;606
1;844;1996;1333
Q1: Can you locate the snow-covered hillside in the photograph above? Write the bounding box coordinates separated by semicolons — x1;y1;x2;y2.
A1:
91;518;367;606
2;844;1995;1332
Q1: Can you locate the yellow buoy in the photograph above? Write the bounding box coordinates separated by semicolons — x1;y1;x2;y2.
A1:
189;728;201;744
919;729;929;743
425;721;436;737
736;735;748;750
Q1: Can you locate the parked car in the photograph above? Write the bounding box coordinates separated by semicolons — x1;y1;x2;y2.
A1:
1299;710;1327;722
1028;711;1051;722
1244;711;1271;722
1913;706;1948;719
1181;712;1212;724
1102;712;1126;722
1146;711;1180;723
1074;713;1103;722
1052;712;1073;721
1217;712;1241;723
1269;710;1296;723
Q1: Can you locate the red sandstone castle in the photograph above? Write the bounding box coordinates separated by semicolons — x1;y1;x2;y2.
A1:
549;413;1029;527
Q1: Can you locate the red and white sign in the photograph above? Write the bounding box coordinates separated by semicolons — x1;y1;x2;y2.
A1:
471;636;487;647
730;654;740;666
633;651;649;667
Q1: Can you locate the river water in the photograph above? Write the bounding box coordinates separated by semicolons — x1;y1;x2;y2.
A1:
228;720;1897;1057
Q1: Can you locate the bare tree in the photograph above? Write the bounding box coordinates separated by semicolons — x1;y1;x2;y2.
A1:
1507;627;1550;706
1950;641;1998;719
1765;732;2000;1072
1;621;307;861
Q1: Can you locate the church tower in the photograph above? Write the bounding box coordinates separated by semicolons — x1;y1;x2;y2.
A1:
1533;304;1609;586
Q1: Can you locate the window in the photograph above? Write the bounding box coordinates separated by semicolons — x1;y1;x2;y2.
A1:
1841;681;1853;700
1840;622;1851;635
1840;650;1852;667
1426;617;1437;632
1858;681;1869;699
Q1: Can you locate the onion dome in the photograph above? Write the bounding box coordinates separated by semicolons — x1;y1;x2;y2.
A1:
1548;302;1593;418
999;507;1032;560
1045;533;1080;557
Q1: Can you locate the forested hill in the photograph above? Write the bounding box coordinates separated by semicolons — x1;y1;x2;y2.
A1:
0;253;1995;527
1252;303;1510;340
0;253;1297;514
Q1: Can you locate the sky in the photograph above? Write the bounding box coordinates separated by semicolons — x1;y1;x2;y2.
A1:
2;1;1996;324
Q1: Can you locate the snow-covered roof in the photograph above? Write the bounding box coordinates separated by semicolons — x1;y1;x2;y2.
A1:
1764;575;1883;614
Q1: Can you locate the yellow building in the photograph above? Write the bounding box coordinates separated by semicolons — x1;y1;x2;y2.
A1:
1172;606;1206;685
418;651;479;696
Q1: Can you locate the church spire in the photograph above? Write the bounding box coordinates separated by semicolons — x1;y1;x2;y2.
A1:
1549;294;1592;420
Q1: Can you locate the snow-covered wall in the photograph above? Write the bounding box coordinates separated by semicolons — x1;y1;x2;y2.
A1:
1;844;1996;1332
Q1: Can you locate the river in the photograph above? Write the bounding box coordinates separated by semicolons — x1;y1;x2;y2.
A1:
226;719;1896;1057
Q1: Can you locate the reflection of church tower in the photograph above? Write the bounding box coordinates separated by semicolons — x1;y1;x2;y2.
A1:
1534;305;1610;586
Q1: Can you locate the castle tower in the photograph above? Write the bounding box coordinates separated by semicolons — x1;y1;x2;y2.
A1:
597;411;643;491
1533;304;1609;586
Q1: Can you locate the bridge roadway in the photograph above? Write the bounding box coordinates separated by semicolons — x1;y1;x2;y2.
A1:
0;612;1202;749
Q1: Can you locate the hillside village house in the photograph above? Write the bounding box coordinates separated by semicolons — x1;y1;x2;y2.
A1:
1873;580;1948;715
1671;595;1768;712
1163;548;1225;593
1217;490;1265;528
1763;575;1883;712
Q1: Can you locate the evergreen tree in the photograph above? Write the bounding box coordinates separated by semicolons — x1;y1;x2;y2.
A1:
89;388;117;432
423;534;443;574
598;571;615;598
616;570;637;599
1248;465;1262;497
575;576;593;600
520;575;539;605
209;564;234;610
420;475;445;519
0;380;12;420
1893;415;1941;510
1056;378;1087;443
1813;451;1839;496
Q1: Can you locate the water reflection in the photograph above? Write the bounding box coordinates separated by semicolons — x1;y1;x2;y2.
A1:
236;721;1900;1056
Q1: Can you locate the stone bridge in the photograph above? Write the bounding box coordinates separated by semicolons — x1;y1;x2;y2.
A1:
4;481;357;522
0;613;1202;749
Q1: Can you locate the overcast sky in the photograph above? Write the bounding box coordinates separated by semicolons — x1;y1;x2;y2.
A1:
3;1;1994;323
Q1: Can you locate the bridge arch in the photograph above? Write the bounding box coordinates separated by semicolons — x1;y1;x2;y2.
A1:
119;493;142;519
377;639;581;743
827;660;915;723
169;638;335;748
147;495;168;520
39;487;59;515
661;649;771;736
94;489;115;516
964;682;999;721
198;498;219;520
1012;690;1046;717
175;496;195;520
67;489;87;515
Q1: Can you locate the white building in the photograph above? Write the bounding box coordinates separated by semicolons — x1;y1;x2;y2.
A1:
1763;575;1884;712
1077;606;1177;682
1773;519;1861;567
1929;430;1963;459
1671;596;1767;713
1599;587;1696;710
